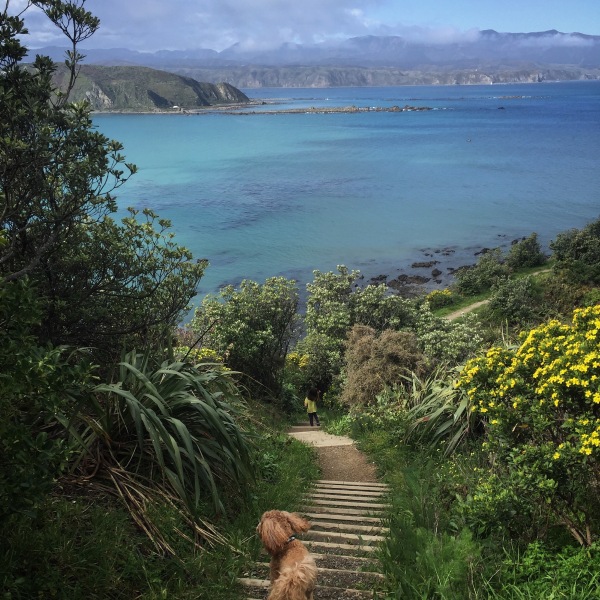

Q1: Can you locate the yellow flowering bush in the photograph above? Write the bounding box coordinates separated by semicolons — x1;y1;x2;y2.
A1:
286;351;310;369
426;288;455;309
457;305;600;545
174;346;226;368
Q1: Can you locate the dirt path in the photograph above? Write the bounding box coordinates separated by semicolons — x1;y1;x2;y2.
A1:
288;425;379;482
444;299;489;320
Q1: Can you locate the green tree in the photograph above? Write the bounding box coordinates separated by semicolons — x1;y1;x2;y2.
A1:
303;265;417;391
0;1;205;357
506;232;546;270
488;275;543;327
551;217;600;285
0;279;94;520
191;277;300;396
454;248;509;296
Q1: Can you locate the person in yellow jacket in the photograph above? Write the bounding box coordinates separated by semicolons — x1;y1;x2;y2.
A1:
304;388;320;427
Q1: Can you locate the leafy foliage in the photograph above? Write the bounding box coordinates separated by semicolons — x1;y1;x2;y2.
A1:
551;217;600;285
0;279;94;520
38;208;207;357
341;325;429;406
506;233;547;270
426;288;456;309
489;541;600;599
402;369;475;455
454;248;509;296
0;2;205;359
302;265;417;392
414;303;484;365
488;275;544;327
191;277;300;396
457;305;600;545
67;350;252;553
83;352;251;506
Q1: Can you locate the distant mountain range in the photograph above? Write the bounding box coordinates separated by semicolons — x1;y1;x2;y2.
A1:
34;30;600;88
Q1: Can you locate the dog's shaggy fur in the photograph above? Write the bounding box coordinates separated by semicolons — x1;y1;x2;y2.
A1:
256;510;317;600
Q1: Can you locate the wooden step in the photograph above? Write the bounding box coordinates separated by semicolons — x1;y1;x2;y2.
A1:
246;466;390;597
309;519;389;535
249;562;384;588
239;577;376;599
304;539;377;554
310;492;389;504
306;498;389;510
302;504;385;516
314;487;388;498
304;529;385;544
317;479;389;489
304;511;383;524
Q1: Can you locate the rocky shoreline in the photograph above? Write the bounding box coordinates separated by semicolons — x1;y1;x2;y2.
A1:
357;233;531;297
91;103;433;116
221;104;433;115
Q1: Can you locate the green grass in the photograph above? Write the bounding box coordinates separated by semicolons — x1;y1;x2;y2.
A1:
0;411;318;599
433;263;555;319
346;409;600;600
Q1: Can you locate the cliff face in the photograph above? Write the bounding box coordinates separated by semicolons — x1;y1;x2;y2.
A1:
173;65;600;88
53;65;249;110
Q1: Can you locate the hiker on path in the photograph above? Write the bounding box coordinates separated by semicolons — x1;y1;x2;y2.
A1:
304;388;320;427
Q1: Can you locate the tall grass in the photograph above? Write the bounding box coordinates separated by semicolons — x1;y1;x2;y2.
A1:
374;451;482;600
1;401;318;599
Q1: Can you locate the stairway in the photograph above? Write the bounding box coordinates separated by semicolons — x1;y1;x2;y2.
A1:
240;479;390;599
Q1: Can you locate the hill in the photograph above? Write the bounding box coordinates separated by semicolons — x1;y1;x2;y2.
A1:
36;30;600;88
52;65;250;111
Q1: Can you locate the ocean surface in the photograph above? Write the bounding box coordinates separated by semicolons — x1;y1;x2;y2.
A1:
93;81;600;301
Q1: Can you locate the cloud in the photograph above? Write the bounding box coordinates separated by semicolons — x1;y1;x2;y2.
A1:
18;0;391;50
16;0;594;52
515;32;594;48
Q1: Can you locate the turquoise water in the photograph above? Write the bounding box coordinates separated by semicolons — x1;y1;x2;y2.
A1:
93;81;600;297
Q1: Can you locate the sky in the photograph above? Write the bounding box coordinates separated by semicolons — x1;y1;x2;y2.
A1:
15;0;600;52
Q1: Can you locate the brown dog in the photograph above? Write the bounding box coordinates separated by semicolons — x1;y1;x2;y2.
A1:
256;510;317;600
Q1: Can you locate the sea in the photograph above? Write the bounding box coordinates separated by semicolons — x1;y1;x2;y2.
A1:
93;81;600;304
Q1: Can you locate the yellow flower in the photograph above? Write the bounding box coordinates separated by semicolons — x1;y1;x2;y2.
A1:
553;452;560;460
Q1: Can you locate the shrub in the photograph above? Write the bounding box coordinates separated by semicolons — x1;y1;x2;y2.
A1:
287;332;344;396
414;303;484;365
506;232;547;270
402;369;475;456
454;248;509;296
191;277;300;396
541;273;588;316
457;305;600;545
490;541;600;599
426;288;456;309
68;350;253;553
0;280;94;520
551;217;600;284
488;275;543;327
341;325;429;406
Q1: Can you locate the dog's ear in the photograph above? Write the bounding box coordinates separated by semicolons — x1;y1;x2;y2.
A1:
257;512;291;554
283;511;312;533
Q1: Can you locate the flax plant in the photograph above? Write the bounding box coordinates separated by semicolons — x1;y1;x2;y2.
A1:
401;369;474;455
64;350;253;553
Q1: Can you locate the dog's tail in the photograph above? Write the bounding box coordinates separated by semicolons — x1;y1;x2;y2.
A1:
267;556;317;600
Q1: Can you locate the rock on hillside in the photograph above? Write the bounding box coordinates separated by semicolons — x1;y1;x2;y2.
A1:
53;65;249;111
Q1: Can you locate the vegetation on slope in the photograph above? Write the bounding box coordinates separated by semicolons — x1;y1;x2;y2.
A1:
2;3;599;599
53;64;250;111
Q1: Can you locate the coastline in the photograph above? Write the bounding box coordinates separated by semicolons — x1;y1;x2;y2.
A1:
91;102;433;116
199;233;531;303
